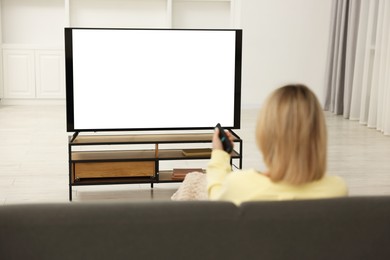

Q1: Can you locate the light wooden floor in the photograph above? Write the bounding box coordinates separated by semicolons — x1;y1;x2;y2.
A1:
0;105;389;205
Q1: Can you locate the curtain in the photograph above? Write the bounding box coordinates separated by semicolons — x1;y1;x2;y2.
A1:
324;0;390;136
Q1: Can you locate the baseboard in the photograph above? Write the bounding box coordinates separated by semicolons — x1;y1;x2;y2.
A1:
0;99;66;106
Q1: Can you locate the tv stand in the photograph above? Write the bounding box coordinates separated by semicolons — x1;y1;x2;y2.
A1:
68;131;242;201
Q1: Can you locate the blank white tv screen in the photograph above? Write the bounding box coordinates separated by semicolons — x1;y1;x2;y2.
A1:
65;28;242;132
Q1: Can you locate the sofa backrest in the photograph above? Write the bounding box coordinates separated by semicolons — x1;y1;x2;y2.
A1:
0;201;239;260
239;196;390;260
1;197;390;260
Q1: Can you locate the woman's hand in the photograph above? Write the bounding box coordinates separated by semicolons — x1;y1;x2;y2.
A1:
212;127;234;153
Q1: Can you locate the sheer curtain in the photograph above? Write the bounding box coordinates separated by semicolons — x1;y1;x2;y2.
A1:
324;0;390;136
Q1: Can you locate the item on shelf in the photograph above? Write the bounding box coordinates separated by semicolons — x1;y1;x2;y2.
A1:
171;168;204;180
182;149;212;157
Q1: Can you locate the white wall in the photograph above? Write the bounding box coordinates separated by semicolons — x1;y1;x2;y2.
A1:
240;0;333;108
0;0;333;106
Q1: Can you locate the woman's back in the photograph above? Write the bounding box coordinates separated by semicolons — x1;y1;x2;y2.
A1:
207;84;348;204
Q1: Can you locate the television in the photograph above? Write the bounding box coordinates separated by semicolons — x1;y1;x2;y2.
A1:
65;28;242;132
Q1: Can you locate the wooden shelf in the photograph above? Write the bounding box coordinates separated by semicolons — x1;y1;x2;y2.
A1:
71;133;233;145
71;171;189;185
72;176;156;186
71;148;240;162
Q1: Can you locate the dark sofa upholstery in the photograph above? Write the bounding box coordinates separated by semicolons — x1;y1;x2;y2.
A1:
1;196;390;260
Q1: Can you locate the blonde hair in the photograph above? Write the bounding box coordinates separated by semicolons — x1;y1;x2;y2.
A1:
256;84;327;185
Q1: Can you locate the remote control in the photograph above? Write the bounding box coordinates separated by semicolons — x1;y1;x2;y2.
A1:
216;123;233;153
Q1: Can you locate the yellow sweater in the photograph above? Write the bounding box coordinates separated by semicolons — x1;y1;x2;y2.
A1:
207;150;348;205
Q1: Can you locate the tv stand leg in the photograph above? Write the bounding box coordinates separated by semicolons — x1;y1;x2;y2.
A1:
69;185;73;201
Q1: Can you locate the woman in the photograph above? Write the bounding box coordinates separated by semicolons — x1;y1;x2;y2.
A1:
172;84;347;204
207;84;347;204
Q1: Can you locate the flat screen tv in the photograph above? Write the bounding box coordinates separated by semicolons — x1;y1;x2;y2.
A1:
65;28;242;132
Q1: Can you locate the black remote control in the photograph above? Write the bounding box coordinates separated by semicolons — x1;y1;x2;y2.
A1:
216;123;233;153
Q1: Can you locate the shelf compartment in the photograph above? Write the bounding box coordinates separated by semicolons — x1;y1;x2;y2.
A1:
71;150;156;161
158;149;210;159
74;161;155;180
157;170;206;183
71;148;239;161
158;171;186;183
158;149;239;159
69;0;168;28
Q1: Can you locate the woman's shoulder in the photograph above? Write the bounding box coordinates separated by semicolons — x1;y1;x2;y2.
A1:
321;175;347;185
315;175;348;195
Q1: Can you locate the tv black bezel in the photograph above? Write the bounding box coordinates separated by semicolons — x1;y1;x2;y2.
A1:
65;27;242;132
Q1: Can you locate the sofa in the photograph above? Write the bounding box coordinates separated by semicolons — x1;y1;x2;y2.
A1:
1;196;390;260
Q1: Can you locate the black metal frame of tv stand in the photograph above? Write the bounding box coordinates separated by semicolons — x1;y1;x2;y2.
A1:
67;131;242;201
